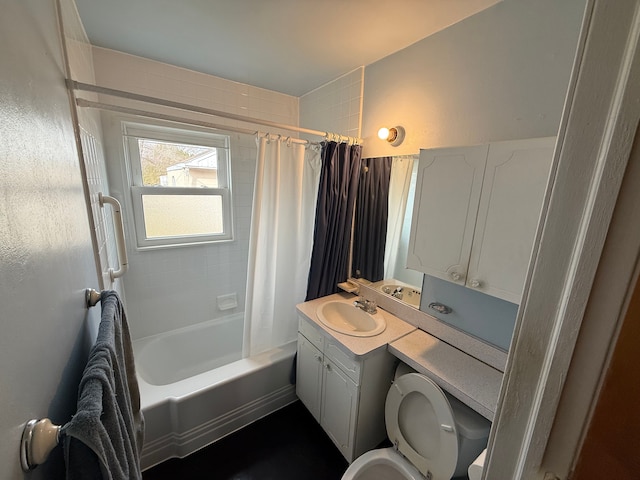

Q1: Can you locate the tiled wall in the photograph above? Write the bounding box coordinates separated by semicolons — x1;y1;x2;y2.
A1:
59;0;118;294
299;67;364;140
93;48;300;340
92;47;298;133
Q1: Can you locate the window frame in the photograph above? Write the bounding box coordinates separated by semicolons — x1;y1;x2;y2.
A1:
122;121;234;249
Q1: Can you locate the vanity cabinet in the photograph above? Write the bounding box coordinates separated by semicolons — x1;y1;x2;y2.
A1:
296;316;396;462
407;137;555;304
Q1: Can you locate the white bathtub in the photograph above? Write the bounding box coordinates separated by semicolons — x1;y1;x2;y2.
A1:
135;314;244;386
133;315;298;470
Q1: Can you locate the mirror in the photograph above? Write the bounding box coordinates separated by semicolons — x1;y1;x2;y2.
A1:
351;154;423;308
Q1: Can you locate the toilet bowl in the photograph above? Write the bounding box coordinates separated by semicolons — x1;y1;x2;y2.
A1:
342;364;490;480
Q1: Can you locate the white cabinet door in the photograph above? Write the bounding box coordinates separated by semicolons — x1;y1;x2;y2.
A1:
296;334;323;422
407;145;488;285
467;137;555;303
320;358;359;461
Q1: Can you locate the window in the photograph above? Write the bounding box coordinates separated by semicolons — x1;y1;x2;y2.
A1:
123;122;233;248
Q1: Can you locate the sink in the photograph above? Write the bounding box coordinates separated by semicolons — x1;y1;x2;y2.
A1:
317;301;386;337
380;284;421;308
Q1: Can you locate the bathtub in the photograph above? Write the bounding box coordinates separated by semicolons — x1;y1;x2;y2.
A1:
135;314;244;386
133;314;298;470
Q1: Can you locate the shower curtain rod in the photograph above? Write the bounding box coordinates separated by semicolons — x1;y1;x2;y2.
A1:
76;98;315;145
68;80;362;145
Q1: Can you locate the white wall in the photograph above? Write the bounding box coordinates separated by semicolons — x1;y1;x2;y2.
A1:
92;48;301;340
358;0;586;348
0;0;100;477
361;0;587;158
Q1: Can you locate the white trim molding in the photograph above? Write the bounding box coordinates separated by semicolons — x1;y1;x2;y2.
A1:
485;1;640;479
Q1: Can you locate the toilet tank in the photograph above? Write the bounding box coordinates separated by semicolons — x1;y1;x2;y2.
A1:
393;362;491;478
447;393;491;477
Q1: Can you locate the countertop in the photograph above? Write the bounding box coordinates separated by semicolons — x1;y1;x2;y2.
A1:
297;293;503;421
296;292;416;358
388;329;503;421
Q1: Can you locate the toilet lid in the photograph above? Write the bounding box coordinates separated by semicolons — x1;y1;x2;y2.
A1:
385;373;458;480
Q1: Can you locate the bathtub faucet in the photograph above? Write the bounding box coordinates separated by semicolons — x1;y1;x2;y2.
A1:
354;298;377;314
391;287;404;300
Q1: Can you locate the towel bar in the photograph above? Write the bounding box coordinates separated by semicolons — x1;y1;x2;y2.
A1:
20;418;61;471
22;287;101;470
85;288;101;308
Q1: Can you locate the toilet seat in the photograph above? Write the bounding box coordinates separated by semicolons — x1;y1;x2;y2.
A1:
385;373;458;480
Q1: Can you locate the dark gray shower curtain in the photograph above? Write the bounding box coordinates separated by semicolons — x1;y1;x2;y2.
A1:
306;141;362;301
351;157;392;282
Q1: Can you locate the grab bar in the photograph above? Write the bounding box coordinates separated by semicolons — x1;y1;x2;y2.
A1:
99;193;128;281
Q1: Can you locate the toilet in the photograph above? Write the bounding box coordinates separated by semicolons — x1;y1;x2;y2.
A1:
342;363;491;480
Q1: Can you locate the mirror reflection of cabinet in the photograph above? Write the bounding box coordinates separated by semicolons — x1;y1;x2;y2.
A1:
407;137;555;304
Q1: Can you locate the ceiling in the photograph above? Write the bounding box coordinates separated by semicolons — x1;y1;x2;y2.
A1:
74;0;501;97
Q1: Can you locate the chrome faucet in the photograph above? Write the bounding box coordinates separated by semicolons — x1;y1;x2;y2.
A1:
354;298;377;314
391;287;404;300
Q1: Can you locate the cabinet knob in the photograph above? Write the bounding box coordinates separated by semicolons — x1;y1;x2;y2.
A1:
325;363;332;371
315;355;322;362
451;272;462;282
469;279;482;288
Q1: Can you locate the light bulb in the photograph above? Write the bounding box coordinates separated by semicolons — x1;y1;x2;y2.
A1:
378;127;390;140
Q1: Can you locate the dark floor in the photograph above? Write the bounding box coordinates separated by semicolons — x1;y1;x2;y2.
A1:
142;401;350;480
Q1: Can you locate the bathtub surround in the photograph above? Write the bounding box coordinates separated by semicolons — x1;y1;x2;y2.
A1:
243;136;321;356
134;313;243;386
94;47;300;341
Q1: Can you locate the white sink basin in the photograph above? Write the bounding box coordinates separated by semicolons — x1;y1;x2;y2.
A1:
317;301;386;337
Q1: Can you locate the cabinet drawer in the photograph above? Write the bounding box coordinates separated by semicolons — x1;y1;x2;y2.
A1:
299;316;325;351
325;339;360;384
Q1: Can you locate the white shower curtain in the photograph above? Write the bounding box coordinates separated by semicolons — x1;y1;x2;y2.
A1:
243;135;321;356
384;156;415;279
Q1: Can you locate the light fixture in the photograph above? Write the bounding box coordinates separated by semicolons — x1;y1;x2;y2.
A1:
377;126;405;146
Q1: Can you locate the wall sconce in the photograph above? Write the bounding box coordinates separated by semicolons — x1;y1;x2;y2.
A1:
377;126;405;146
